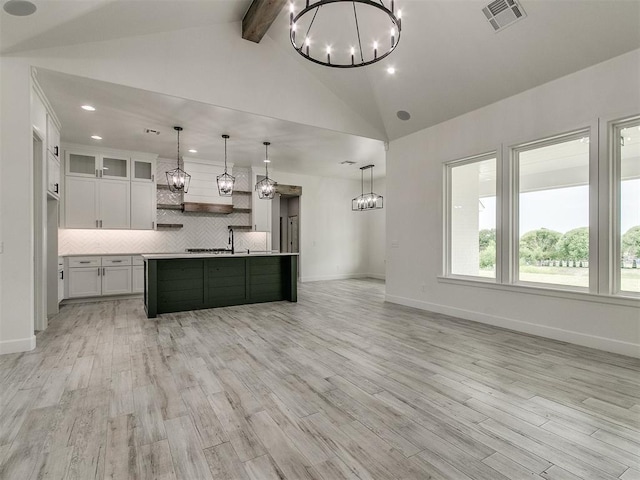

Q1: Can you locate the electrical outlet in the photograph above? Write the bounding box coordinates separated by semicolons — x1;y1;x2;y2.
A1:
391;240;400;248
421;283;427;292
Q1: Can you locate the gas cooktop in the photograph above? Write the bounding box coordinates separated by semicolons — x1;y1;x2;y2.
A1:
185;248;231;254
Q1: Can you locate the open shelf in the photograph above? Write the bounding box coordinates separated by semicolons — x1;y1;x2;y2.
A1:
228;225;252;231
232;208;251;214
156;223;183;229
157;204;182;210
232;190;252;195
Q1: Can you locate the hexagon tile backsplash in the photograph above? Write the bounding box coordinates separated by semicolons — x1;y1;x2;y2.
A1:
58;166;269;255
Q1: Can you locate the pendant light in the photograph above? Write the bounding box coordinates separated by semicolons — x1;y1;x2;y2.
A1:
166;126;191;193
255;141;277;199
217;134;235;196
352;164;383;211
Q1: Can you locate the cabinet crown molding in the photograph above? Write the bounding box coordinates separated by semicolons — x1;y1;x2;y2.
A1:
63;143;159;161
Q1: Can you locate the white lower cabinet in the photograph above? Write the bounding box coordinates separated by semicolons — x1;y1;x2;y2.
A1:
65;255;143;299
68;266;102;298
102;266;132;295
132;265;145;293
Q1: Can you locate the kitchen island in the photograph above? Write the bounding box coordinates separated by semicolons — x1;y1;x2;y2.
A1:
142;252;298;318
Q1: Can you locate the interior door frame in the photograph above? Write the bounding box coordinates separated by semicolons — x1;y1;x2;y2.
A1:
33;130;47;331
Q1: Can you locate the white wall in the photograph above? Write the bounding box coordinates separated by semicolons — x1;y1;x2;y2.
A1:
13;22;385;140
0;59;36;354
366;177;386;279
386;49;640;357
274;171;369;282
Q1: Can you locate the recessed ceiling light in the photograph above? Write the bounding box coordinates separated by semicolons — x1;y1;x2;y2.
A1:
81;105;96;111
188;149;197;153
387;67;396;74
3;0;37;16
91;135;102;140
264;159;271;163
396;110;411;121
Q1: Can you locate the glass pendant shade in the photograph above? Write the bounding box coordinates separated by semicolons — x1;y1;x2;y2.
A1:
217;134;235;196
166;126;191;193
255;142;277;200
352;164;383;211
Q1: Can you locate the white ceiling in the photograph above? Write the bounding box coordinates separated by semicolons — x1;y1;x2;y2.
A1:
36;68;386;179
3;0;640;142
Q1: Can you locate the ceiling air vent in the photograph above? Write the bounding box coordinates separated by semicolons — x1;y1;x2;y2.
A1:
482;0;526;32
144;128;161;135
340;161;356;166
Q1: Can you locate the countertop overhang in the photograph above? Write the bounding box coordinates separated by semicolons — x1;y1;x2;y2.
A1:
141;252;300;260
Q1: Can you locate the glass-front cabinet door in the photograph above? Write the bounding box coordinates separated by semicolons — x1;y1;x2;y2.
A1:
101;155;129;180
131;158;155;182
66;152;99;177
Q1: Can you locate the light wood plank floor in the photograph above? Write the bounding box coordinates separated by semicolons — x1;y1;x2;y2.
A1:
1;278;639;479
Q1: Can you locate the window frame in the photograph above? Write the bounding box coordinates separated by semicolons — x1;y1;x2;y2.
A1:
510;128;594;293
443;151;500;282
611;116;640;298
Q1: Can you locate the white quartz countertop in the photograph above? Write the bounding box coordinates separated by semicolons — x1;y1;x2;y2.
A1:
141;252;299;260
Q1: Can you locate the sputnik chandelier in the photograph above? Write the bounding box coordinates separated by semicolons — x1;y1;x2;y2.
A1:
352;164;383;211
289;0;402;68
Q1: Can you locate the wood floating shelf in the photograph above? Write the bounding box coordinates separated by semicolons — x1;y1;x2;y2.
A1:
157;204;182;210
233;208;252;214
156;184;172;190
182;202;233;214
228;225;252;231
156;223;183;229
232;190;252;195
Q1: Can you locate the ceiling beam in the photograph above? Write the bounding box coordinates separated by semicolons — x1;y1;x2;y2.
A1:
242;0;288;43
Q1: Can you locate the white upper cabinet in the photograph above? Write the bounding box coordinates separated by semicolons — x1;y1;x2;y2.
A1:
102;155;129;180
67;151;99;177
132;158;155;183
62;145;156;230
99;180;131;229
251;166;272;233
131;182;155;230
47;115;60;159
66;150;129;179
65;176;99;228
47;153;61;198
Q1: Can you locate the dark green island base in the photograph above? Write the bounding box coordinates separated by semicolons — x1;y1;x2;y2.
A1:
143;253;298;318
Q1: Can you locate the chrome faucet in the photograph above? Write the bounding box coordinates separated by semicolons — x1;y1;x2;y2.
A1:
228;228;234;254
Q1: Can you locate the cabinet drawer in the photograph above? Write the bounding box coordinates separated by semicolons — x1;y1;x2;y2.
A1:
102;256;132;266
132;256;144;266
68;256;100;267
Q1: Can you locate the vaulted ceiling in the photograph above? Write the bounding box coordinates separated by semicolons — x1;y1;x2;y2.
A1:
2;0;639;143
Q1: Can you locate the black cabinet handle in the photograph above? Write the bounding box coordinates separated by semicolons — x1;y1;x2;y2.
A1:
60;271;64;280
54;146;59;157
54;183;59;194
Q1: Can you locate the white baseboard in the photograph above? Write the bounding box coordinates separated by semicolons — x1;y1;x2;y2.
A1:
61;293;143;305
301;273;368;283
0;335;36;355
366;273;386;280
385;294;640;358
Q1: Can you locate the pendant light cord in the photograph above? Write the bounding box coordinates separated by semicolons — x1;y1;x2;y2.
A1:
176;129;181;168
370;166;374;194
265;143;270;177
224;136;228;173
352;2;364;63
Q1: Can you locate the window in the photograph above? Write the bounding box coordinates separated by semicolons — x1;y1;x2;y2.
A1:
447;155;497;279
514;133;590;288
617;120;640;294
443;117;640;303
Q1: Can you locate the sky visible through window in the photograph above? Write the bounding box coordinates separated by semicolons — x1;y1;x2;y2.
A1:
478;179;640;236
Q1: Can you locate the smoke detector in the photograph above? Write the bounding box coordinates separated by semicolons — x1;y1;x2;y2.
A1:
482;0;526;32
144;128;161;135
